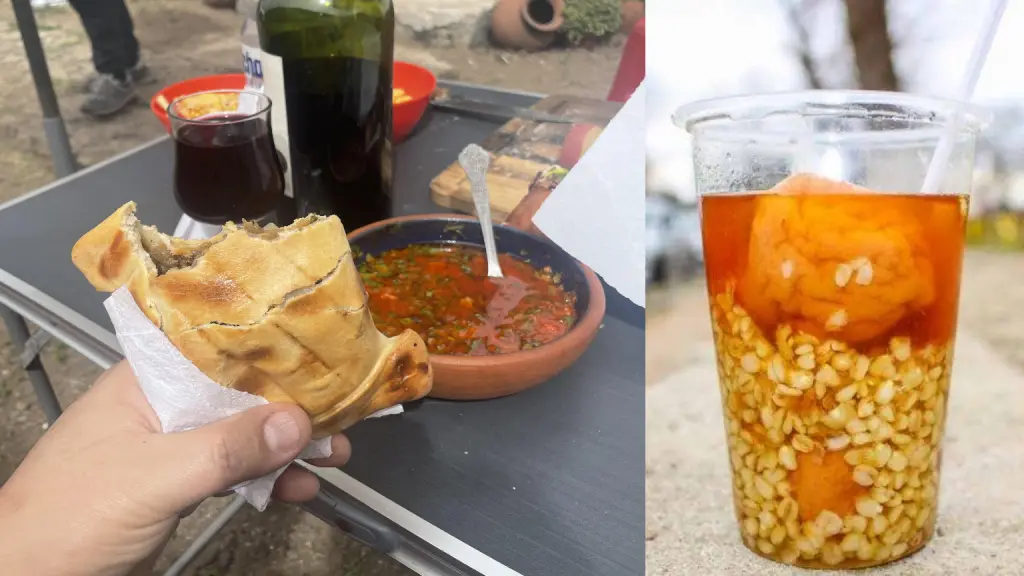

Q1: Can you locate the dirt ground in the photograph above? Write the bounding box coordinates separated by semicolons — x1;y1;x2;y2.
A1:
647;250;1024;386
0;2;623;574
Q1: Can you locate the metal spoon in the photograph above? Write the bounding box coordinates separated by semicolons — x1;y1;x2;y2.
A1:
459;144;503;278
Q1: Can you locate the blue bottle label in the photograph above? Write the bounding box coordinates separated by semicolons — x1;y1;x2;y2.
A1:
242;45;264;90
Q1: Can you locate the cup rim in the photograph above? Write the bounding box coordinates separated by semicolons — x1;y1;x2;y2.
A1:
167;89;270;125
673;90;993;144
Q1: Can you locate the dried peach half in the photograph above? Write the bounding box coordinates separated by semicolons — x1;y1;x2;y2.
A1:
737;174;936;345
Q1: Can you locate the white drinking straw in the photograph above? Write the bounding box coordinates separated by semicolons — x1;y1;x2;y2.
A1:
920;0;1008;194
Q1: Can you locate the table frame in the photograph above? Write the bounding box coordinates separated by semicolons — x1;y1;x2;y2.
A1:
0;81;639;576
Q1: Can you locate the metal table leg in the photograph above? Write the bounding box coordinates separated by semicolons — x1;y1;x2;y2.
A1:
162;495;247;576
11;0;78;178
0;304;62;424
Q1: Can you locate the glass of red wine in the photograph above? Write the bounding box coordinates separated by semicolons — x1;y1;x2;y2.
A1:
168;90;284;225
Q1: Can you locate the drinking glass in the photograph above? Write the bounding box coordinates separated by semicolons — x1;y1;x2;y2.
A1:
674;91;988;568
168;89;284;225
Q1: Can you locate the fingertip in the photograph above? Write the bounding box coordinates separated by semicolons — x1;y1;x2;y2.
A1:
272;466;321;503
331;434;352;463
157;403;317;513
262;403;314;459
305;434;351;468
273;403;314;439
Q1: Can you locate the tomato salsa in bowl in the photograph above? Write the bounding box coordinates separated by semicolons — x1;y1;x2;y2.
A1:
347;214;606;400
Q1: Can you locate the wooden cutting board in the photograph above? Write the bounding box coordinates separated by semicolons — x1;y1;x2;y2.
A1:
429;94;622;222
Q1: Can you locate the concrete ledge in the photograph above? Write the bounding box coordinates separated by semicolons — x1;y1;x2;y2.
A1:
395;0;493;48
394;44;456;77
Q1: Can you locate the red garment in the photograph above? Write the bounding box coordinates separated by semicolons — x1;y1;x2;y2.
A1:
560;20;645;168
608;18;645;103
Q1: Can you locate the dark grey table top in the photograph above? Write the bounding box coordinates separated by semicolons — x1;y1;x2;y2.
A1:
0;82;643;576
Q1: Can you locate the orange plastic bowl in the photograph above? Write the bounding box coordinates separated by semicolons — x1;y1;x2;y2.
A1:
393;61;436;142
151;63;436;140
150;73;246;133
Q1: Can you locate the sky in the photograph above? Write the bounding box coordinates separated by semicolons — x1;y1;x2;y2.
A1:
646;0;1024;199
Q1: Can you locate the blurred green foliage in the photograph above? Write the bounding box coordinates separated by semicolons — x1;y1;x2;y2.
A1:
562;0;622;45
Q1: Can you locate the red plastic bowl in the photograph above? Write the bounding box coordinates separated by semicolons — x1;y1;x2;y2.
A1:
393;61;436;142
151;62;437;141
150;73;246;133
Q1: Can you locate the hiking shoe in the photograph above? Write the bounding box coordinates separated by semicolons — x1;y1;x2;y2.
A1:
81;74;136;118
79;61;150;94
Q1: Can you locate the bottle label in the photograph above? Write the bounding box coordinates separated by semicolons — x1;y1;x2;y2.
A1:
241;44;264;91
261;51;293;199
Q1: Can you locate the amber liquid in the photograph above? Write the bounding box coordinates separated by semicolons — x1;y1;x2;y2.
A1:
701;191;967;351
701;175;966;568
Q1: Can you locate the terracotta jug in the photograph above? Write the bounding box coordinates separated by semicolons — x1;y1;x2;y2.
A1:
620;0;644;34
490;0;565;51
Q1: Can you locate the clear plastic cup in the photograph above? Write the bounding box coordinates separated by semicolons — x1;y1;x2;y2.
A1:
674;91;988;568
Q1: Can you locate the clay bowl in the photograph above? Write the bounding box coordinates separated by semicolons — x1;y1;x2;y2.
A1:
347;214;606;400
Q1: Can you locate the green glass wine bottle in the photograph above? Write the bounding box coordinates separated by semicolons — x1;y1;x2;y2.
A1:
258;0;395;229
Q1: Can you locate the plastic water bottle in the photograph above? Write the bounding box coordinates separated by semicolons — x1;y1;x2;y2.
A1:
240;0;263;92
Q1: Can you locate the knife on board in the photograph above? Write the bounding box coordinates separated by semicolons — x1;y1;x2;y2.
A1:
430;88;609;125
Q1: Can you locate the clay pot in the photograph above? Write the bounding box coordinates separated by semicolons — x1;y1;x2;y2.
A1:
347;214;606;401
620;1;644;34
491;0;565;51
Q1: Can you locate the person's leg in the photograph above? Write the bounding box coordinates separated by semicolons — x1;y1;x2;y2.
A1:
68;0;140;80
68;0;145;117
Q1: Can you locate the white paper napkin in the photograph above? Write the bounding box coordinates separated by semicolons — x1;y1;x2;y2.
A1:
532;82;647;308
105;288;329;510
172;214;223;241
106;214;404;511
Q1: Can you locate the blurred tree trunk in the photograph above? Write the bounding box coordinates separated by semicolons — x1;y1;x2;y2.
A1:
844;0;899;90
782;0;825;89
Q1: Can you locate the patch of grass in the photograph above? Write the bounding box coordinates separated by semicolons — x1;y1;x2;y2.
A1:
53;341;69;365
51;76;78;94
562;0;621;46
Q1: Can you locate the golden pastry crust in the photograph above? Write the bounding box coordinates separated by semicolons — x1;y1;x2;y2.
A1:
71;202;432;437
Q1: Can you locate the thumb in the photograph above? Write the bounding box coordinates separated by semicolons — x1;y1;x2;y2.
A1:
151;403;312;513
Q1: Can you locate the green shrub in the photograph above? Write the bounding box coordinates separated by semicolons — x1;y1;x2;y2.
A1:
561;0;622;45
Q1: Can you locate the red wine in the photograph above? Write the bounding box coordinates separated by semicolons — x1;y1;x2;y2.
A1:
173;114;284;225
259;3;395;231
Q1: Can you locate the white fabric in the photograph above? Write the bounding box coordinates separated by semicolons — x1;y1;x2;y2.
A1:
533;83;646;307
